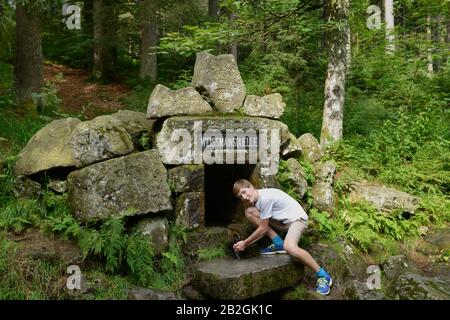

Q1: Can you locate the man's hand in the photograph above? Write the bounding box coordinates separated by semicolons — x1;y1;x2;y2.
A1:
233;240;247;252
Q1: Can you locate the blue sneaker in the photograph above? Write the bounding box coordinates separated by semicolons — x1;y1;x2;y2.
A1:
315;275;333;296
260;243;286;255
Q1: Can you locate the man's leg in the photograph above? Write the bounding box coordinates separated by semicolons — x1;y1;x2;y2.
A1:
283;221;320;271
245;207;285;253
244;206;278;240
283;220;332;295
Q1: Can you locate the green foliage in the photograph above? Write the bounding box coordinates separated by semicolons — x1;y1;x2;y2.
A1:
282;284;308;300
126;234;157;286
0;111;49;155
276;159;301;201
197;245;227;261
120;84;150;113
0;199;46;233
0;232;66;300
308;208;342;240
31;81;62;116
78;217;127;273
160;23;231;57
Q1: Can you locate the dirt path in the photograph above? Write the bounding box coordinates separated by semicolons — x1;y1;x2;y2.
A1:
43;63;131;119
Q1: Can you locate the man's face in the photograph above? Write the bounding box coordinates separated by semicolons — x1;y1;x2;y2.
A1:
237;187;257;205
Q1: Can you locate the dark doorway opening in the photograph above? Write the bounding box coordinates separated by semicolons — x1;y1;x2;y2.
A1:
204;164;256;227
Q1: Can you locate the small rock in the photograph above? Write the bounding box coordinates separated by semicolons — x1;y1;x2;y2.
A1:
298;133;323;163
311;182;335;213
130;216;169;255
313;160;336;184
147;85;213;118
344;280;386;300
48;179;68;194
128;287;181;300
110;110;155;149
242;93;285;119
182;286;206;300
281;133;303;159
13;175;42;199
418;226;429;235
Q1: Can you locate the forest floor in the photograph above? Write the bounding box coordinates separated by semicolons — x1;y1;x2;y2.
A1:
43;63;131;119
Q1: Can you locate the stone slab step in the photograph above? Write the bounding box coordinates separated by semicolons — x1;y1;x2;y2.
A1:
192;255;303;299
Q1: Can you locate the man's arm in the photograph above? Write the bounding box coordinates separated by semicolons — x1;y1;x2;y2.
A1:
234;219;270;252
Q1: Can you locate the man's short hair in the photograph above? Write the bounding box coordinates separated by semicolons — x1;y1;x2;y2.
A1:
233;179;253;197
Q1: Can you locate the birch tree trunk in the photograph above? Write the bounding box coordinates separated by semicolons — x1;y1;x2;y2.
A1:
139;0;158;83
320;0;349;147
384;0;395;54
346;27;351;71
14;1;43;104
427;15;433;77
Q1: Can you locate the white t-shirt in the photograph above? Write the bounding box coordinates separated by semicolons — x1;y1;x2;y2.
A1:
255;188;308;224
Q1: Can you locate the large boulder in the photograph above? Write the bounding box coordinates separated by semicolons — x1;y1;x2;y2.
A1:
130;216;169;255
14;118;81;176
298;133;323;163
146;85;213;119
12;175;42;199
167;164;204;193
349;183;420;214
155;116;289;175
313;160;336;184
192;255;304;299
70;115;134;168
249;163;280;189
67;150;172;222
110;110;155;149
175;192;205;230
242;93;286;119
281;133;303;159
311;182;335;213
382;255;421;281
394;272;450;300
191;52;246;113
344;280;386;300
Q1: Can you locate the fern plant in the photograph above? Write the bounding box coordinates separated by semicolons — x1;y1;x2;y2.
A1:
78;217;128;273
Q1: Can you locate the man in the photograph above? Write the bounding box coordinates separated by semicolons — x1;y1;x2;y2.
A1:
232;179;332;295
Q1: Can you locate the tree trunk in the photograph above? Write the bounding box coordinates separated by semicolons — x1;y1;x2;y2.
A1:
83;0;94;71
432;14;444;72
320;0;349;147
139;0;158;84
229;12;238;61
384;0;395;54
427;15;433;77
208;0;220;18
346;27;351;71
447;17;450;44
93;0;118;82
14;1;43;104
